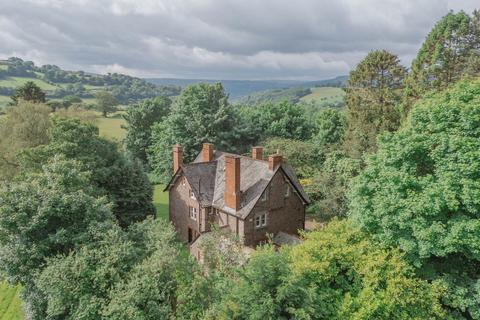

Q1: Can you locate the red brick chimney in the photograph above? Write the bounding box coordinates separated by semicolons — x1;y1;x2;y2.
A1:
252;146;263;160
173;144;183;174
224;155;240;210
202;143;214;162
268;154;283;171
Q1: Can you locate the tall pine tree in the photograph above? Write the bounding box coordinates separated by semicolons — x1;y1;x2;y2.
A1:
343;50;406;159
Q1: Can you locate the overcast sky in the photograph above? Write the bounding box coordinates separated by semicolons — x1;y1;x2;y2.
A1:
0;0;478;80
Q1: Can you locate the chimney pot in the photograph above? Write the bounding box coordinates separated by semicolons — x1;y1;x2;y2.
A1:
224;155;240;210
173;144;183;174
252;146;263;160
202;143;214;162
268;154;282;171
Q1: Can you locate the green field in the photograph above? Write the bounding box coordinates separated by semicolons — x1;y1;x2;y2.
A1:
300;87;345;104
0;283;23;320
0;77;58;91
96;113;127;141
153;185;169;221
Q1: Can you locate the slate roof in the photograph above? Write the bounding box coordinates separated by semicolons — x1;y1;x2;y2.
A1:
166;149;310;219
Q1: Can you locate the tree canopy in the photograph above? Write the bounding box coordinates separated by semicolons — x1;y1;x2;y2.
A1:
123;96;172;164
10;81;46;105
349;79;480;318
343;50;406;158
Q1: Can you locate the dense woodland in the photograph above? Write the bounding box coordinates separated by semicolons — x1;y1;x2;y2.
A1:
0;10;480;320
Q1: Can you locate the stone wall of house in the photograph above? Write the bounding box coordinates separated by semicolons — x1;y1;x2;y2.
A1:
243;170;305;246
169;175;201;243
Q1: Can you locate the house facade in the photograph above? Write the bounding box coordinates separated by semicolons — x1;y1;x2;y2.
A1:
165;143;310;248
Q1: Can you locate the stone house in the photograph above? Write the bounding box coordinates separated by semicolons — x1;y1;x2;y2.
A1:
164;143;310;252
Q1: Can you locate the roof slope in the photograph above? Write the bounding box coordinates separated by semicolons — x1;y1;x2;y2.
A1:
167;150;309;219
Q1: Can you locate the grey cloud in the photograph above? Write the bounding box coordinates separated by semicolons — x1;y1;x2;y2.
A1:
0;0;477;80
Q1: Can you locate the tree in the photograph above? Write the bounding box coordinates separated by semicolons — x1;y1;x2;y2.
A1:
343;50;406;158
311;108;347;150
404;11;480;113
36;219;183;320
0;157;116;319
262;137;320;179
148;83;240;183
95;91;119;117
123;96;172;164
0;100;51;181
10;81;46;105
305;151;362;220
239;101;315;142
21;117;155;227
349;79;480;318
208;220;446;319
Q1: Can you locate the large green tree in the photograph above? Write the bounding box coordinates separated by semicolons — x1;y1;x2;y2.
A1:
349;79;480;319
208;220;445;319
123;96;172;164
21;117;155;227
10;81;46;105
343;50;406;158
239;101;315;142
0;157;116;319
404;11;480;113
36;218;182;320
148;83;240;182
95;91;119;117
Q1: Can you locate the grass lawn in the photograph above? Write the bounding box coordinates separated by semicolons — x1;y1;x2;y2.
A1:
95;112;127;141
0;95;11;110
300;87;345;104
0;283;23;320
153;185;169;221
0;77;58;91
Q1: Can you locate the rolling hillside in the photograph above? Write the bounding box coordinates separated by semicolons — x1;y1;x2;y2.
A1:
0;57;180;111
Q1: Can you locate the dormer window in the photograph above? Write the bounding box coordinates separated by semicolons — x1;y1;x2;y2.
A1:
190;190;196;200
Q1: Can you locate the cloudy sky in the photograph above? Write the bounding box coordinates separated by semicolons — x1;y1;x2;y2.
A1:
0;0;478;80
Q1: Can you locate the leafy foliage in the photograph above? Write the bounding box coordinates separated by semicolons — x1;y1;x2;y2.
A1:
36;218;182;320
10;81;46;105
343;50;406;158
123;96;172;164
0;100;51;181
349;79;480;318
263;137;320;179
21;117;154;227
149;83;245;182
95;91;119;117
239;101;315;142
208;220;445;320
405;11;480;113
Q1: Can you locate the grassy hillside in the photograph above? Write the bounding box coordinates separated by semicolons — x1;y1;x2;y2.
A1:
0;283;24;320
0;57;181;111
300;87;345;105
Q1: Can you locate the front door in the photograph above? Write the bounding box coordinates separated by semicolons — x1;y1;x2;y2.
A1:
188;228;193;243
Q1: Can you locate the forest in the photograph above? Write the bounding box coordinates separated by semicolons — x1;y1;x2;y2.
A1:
0;9;479;320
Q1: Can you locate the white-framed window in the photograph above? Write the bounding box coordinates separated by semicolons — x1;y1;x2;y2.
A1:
189;206;197;221
182;177;186;187
260;188;268;202
190;190;196;200
285;184;290;197
255;213;267;228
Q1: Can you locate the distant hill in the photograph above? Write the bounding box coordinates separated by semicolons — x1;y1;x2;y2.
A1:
0;57;181;109
146;75;348;101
